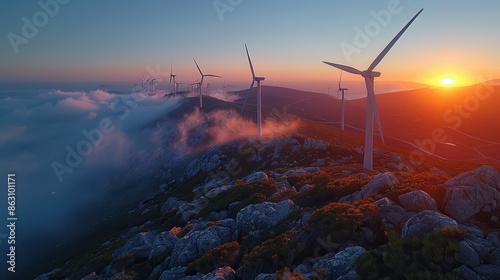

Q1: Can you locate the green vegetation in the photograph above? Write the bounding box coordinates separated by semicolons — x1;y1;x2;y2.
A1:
186;242;240;275
355;227;465;280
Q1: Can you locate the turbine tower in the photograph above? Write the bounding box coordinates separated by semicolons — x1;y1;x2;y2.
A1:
241;44;265;139
193;59;221;108
337;72;348;131
323;8;423;170
169;64;177;97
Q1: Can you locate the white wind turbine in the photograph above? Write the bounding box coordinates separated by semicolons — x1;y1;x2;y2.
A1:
193;59;222;108
323;8;423;170
169;64;177;97
337;72;348;131
241;44;265;139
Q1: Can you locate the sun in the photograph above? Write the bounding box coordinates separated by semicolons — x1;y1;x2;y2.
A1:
441;78;455;86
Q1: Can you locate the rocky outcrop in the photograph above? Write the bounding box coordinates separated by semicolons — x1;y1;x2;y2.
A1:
202;266;236;280
442;165;500;223
170;225;233;267
342;172;399;202
303;138;329;150
243;171;268;184
236;200;297;237
402;210;458;239
398;190;438;212
112;231;158;259
312;246;365;279
161;197;185;213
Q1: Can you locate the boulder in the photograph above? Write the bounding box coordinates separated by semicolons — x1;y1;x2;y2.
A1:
112;231;157;259
150;232;179;258
398;190;438;212
255;273;276;280
343;172;399;202
244;172;268;184
161;197;185;213
281;167;320;177
202;266;236;280
442;165;500;222
159;266;188;280
402;210;458;239
236;200;297;237
303;138;329;150
455;241;481;267
473;264;500;280
312;246;366;279
459;265;482;280
170;225;232;267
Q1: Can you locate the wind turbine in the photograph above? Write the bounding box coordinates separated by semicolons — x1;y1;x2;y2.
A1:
323;8;423;170
241;44;265;139
193;59;221;108
337;72;348;131
151;78;158;94
169;64;177;97
145;79;150;93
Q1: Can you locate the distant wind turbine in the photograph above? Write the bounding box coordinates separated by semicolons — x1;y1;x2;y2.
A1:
337;72;348;131
169;64;177;97
193;59;222;108
323;8;423;170
241;44;265;139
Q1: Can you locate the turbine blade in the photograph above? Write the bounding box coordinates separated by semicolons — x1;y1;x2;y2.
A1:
193;59;203;76
365;77;385;145
241;80;255;112
245;44;256;79
323;61;363;75
204;74;222;78
367;9;423;72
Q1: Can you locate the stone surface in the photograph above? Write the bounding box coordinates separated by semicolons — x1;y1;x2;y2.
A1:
402;210;458;239
112;231;158;259
442;165;500;223
201;266;236;280
244;171;269;184
473;264;500;280
236;199;297;237
398;190;438;212
312;246;366;280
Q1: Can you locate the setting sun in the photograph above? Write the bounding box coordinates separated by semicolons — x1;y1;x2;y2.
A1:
441;78;455;86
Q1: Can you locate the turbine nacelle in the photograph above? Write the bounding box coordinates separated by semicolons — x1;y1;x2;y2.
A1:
254;77;265;81
363;71;381;78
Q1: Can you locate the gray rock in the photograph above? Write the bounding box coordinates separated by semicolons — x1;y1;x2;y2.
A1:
244;171;268;184
312;246;366;279
150;232;179;258
456;241;481;267
159;266;188;280
473;264;500;280
398;190;438;212
442;165;500;223
459;265;482;280
402;210;458;239
293;264;311;274
170;225;232;267
236;200;297;237
255;273;276;280
113;231;157;259
34;269;61;280
299;184;313;192
350;172;399;201
202;266;236;280
282;167;320;177
355;147;363;155
161;197;185;213
303;138;329;150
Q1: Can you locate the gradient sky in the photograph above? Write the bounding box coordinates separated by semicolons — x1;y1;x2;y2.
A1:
1;0;500;91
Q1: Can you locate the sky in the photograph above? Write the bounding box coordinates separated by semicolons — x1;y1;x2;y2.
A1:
1;0;500;92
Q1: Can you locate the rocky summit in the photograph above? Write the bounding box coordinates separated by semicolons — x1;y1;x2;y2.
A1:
35;133;500;280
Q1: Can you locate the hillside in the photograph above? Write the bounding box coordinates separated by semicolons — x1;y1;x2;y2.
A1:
233;84;500;167
33;96;500;280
